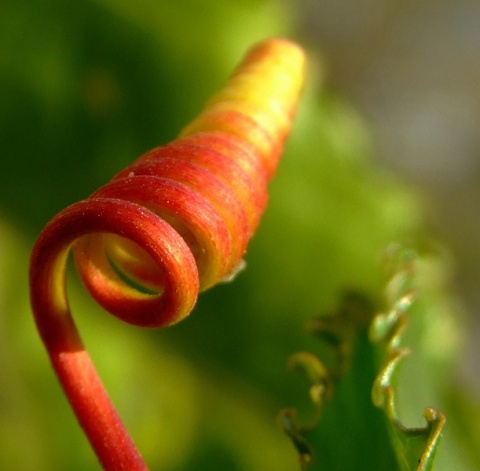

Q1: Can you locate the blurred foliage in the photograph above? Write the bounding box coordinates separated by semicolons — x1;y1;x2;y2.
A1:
278;243;468;470
1;0;478;470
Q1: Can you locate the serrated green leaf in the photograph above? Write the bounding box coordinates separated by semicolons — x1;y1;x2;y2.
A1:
279;244;456;471
278;291;398;470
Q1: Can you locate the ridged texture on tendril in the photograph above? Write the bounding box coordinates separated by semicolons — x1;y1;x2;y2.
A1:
180;39;304;177
31;38;304;330
29;38;305;471
65;38;305;328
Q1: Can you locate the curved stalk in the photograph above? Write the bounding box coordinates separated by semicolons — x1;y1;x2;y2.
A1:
29;38;305;470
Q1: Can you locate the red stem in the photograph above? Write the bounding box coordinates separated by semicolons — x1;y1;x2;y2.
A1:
30;198;199;470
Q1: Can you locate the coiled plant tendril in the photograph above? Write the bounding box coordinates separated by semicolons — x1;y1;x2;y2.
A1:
29;39;305;470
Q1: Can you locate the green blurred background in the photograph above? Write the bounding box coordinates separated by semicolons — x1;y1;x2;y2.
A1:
1;0;478;470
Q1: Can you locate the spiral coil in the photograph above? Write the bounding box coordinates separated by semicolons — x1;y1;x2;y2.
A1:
29;38;305;470
30;38;304;330
47;39;304;328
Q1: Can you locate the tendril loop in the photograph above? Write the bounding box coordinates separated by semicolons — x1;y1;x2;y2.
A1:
29;38;305;470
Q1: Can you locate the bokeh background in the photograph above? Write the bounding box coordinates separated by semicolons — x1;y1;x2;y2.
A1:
1;0;478;470
297;0;480;389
